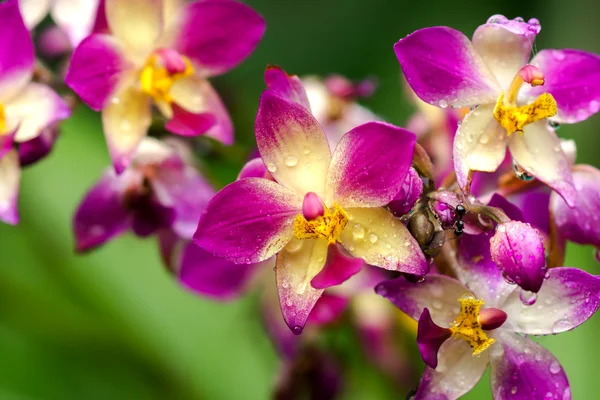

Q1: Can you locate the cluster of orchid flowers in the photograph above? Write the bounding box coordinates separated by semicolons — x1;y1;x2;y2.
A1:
2;0;600;398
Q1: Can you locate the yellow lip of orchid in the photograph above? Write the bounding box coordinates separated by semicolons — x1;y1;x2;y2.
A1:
293;203;349;244
139;52;194;105
449;294;496;356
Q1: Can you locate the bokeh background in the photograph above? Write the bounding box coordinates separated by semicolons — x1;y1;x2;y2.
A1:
0;0;599;399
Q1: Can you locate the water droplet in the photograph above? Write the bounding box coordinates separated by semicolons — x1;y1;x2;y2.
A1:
432;299;443;309
487;14;508;24
549;360;561;374
286;239;303;253
303;146;310;155
352;224;365;239
369;233;378;243
291;325;303;335
284;156;298;167
528;18;540;25
520;289;537;305
552;319;571;333
514;16;524;22
285;299;293;307
439;99;448;108
563;387;572;400
429;284;444;297
511;386;518;395
266;162;277;172
553;51;566;61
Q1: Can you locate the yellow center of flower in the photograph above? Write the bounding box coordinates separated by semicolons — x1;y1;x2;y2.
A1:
139;54;194;104
293;203;349;244
449;294;496;356
0;104;6;134
492;73;558;136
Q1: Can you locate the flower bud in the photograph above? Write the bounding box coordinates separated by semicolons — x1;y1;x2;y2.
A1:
430;190;461;229
302;192;325;220
387;167;423;216
478;308;507;331
490;221;547;292
518;64;545;87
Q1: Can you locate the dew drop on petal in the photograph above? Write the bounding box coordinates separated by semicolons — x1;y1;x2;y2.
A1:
352;224;365;240
369;233;378;243
520;289;537;305
511;386;518;395
552;319;571;334
266;162;277;173
303;146;310;155
549;360;561;374
439;99;448;108
285;156;298;167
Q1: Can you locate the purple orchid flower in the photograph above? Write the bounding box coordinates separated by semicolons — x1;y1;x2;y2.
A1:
65;0;265;173
395;15;600;205
195;80;428;333
377;218;600;400
0;0;71;225
74;138;213;251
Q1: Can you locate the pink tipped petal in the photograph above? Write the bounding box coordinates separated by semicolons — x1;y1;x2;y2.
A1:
340;207;428;275
51;0;101;47
527;49;600;124
105;0;163;58
170;0;265;76
417;308;452;369
307;293;349;326
178;241;259;300
237;157;269;180
310;243;363;290
550;165;600;247
0;130;15;158
7;83;71;143
453;105;507;191
0;150;21;225
415;339;489;400
472;16;540;89
0;0;34;99
194;178;301;263
376;274;472;327
73;171;130;251
395;26;500;109
489;332;570;400
501;267;600;335
327;122;416;208
102;83;152;174
255;91;331;196
166;104;216;137
264;66;311;110
509;121;576;206
66;34;130;111
276;238;328;334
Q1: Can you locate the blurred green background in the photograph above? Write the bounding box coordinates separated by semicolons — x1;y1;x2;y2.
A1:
1;0;599;399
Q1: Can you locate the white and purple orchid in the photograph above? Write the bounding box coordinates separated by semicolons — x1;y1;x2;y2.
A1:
0;0;70;225
65;0;265;173
395;15;600;205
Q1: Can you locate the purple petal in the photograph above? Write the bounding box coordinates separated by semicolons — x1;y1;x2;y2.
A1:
66;34;130;111
166;104;216;137
73;171;130;251
0;0;34;97
417;308;452;369
0;150;21;225
415;339;489;400
501;267;600;335
488;193;525;222
130;197;176;237
472;16;540;89
237;157;270;180
327;122;416;208
375;274;472;327
178;241;259;300
387;167;423;217
490;221;547;293
527;49;600;124
18;127;59;167
511;188;551;235
550;165;600;247
255;90;331;196
0;129;16;159
194;178;301;263
489;331;570;400
306;293;349;326
395;26;500;108
264;66;311;110
310;243;363;290
171;0;265;76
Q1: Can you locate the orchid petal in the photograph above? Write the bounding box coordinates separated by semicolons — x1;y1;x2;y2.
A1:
414;339;489;400
255;91;330;196
472;17;540;90
237;157;269;180
194;178;301;263
453;105;507;191
179;241;259;300
340;207;428;275
307;293;349;326
66;34;130;111
509;121;576;207
550;165;600;247
18;127;59;167
527;49;600;124
102;79;152;174
276;238;328;334
310;243;363;290
264;66;311;110
6;83;70;143
501;267;600;335
51;0;101;47
489;331;570;400
376;274;471;327
168;0;265;77
395;26;500;108
105;0;163;59
18;0;51;29
73;170;130;251
0;150;21;225
326;122;415;208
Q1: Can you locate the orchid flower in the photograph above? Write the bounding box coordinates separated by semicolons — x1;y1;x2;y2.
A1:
377;235;600;399
65;0;265;173
194;80;428;333
74;137;213;251
0;0;70;224
395;15;600;205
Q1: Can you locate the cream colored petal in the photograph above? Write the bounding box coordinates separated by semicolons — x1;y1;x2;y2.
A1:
339;207;428;275
169;74;209;114
19;0;51;29
51;0;100;47
0;150;21;224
